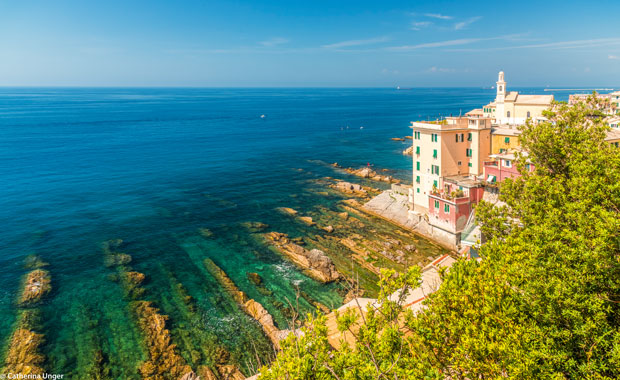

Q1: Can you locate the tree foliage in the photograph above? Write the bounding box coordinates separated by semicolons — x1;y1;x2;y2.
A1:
259;98;620;379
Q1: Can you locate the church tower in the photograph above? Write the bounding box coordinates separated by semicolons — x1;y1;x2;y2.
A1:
496;71;506;103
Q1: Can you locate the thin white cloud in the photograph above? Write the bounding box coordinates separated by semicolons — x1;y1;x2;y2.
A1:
425;13;453;20
387;37;484;51
610;54;620;60
411;21;433;31
429;66;456;73
387;34;524;52
259;37;290;47
447;38;620;52
454;16;482;30
322;36;389;49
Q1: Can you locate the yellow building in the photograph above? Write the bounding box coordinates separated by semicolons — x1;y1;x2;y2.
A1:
492;71;553;125
491;126;521;154
410;116;492;212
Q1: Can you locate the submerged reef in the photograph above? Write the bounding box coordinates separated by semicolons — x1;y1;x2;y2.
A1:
2;257;51;377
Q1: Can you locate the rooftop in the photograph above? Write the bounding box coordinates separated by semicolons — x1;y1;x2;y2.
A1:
492;126;522;136
443;175;484;188
504;92;554;105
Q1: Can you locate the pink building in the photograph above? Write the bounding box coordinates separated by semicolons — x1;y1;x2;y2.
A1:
483;152;534;183
427;176;485;236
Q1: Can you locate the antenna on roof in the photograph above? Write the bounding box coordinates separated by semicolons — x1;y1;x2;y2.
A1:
459;109;462;117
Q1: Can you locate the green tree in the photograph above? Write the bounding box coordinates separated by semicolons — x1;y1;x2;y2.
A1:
259;98;620;379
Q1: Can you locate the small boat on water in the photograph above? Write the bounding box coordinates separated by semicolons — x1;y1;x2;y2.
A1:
260;114;266;119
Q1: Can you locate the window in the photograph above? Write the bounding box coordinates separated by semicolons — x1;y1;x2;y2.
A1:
434;200;439;209
433;180;438;188
527;111;531;118
467;133;472;141
417;188;420;193
415;146;420;155
416;176;420;183
499;148;506;153
414;131;421;139
525;164;531;171
457;161;462;166
507;111;511;118
444;204;450;213
416;162;420;171
431;165;440;175
468;162;472;167
504;160;512;168
504;137;510;144
431;134;438;142
466;148;472;157
433;149;437;158
455;133;464;142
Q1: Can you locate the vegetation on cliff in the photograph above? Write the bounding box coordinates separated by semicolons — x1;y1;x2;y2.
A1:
259;99;620;379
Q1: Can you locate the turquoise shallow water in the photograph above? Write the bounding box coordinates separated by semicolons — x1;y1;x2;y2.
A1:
0;87;567;377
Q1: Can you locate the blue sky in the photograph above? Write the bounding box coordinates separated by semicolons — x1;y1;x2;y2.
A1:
1;0;619;87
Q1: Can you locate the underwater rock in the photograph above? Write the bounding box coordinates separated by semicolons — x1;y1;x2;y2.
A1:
19;269;51;306
23;254;48;270
290;237;305;245
2;328;46;376
103;253;132;267
241;221;269;232
199;228;214;238
298;216;315;226
322;225;334;233
246;272;263;286
277;207;298;216
264;232;340;283
337;212;349;220
101;239;123;254
204;259;248;305
132;300;192;380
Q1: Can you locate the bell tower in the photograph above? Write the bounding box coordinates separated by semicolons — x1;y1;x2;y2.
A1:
496;71;506;103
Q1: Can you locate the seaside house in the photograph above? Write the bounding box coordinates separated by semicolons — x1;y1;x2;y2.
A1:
410;116;492;214
483;151;535;184
490;126;521;154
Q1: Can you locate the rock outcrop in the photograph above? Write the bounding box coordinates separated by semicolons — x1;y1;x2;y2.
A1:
344;167;400;184
402;146;414;156
19;269;51;306
204;259;286;349
264;232;340;283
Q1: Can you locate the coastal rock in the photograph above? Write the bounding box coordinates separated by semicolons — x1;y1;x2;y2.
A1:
402;146;414;156
197;366;219;380
180;371;200;380
217;365;246;380
298;216;315;226
19;269;52;305
277;207;298;216
332;162;341;168
3;328;46;376
347;167;376;178
337;212;349;220
333;181;367;195
244;299;283;349
264;232;340;283
391;137;405;141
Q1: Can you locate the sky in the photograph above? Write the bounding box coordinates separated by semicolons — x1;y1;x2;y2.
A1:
1;0;619;87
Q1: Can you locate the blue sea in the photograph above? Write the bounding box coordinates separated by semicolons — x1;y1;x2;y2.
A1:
0;87;568;378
